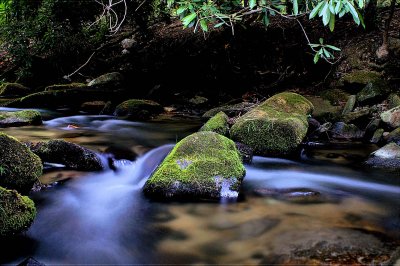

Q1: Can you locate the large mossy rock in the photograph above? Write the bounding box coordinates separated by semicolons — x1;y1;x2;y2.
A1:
0;133;42;193
114;99;163;120
341;70;382;88
199;111;229;136
27;140;104;171
305;96;341;121
88;72;124;89
365;142;400;169
0;83;30;97
0;110;42;128
0;187;36;237
143;132;246;200
381;106;400;128
230;92;313;156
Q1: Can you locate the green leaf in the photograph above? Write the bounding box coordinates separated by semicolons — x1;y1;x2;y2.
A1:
322;5;331;26
325;44;341;51
249;0;256;9
334;0;342;14
358;0;364;8
309;1;324;19
329;13;335;31
200;20;208;32
293;0;299;15
182;12;197;27
214;22;225;28
263;13;270;26
319;37;324;44
176;6;187;15
346;2;360;25
314;53;320;64
323;48;331;58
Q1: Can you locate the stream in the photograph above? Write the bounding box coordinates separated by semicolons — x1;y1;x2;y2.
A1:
1;109;399;264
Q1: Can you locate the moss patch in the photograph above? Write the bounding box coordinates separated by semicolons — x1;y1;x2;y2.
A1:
341;70;382;86
203;102;256;118
0;133;43;194
0;187;36;237
0;83;30;97
143;132;245;200
45;83;86;91
319;89;350;106
0;110;42;127
114;99;163;119
199;111;229;136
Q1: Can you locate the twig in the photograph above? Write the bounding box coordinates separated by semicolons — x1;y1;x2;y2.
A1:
63;51;96;80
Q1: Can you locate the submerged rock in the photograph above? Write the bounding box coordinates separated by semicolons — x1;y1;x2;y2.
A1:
0;110;42;127
27;140;104;171
230;92;313;156
0;133;43;193
0;83;30;97
381;106;400;128
365;142;400;169
203;102;256;118
199;111;229;136
0;186;36;237
143;132;245;200
114;99;163;120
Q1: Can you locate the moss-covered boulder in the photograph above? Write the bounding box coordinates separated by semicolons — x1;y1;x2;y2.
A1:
365;142;400;169
114;99;163;120
305;96;341;121
45;83;86;91
27;140;104;171
88;72;124;89
203;102;256;118
199;111;229;136
0;187;36;237
319;89;350;106
0;133;42;193
0;83;30;97
0;110;42;128
230;92;313;156
143;132;246;200
356;81;390;104
381;106;400;128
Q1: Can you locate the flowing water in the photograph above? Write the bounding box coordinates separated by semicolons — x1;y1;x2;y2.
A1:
1;109;399;265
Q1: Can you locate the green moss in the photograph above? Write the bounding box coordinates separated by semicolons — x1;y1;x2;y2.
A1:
202;102;256;118
0;83;30;97
319;89;350;106
199;111;229;136
388;93;400;109
45;83;86;91
114;99;163;119
230;107;308;155
341;70;382;85
0;110;42;127
262;92;314;115
0;186;36;237
306;96;342;121
0;133;43;193
144;132;245;199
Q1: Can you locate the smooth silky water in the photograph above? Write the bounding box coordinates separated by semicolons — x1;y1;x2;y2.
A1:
0;110;399;264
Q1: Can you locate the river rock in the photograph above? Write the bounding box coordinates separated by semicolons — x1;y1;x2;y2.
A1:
342;95;356;115
319;89;350;106
235;142;253;164
365;142;400;169
143;132;246;200
0;110;42;128
387;93;400;109
364;118;381;140
81;101;106;113
189;96;208;105
331;122;364;139
0;83;30;97
114;99;163;120
305;96;340;121
203;102;256;118
88;72;124;89
341;70;382;89
199;111;229;136
370;128;384;144
386;128;400;145
17;257;46;266
230;92;313;156
356;81;389;104
0;187;36;237
0;133;43;193
381;106;400;128
27;140;104;171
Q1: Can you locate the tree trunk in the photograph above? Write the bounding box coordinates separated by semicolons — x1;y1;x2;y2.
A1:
376;0;397;60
